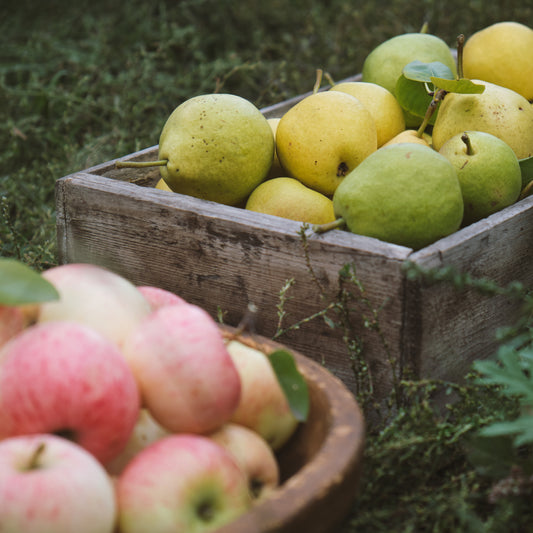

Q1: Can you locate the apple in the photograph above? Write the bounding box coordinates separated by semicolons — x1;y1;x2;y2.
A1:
0;320;140;464
0;433;117;533
0;305;26;349
37;263;151;349
121;303;241;434
105;408;171;476
209;423;280;501
117;434;252;533
137;285;187;311
226;340;299;451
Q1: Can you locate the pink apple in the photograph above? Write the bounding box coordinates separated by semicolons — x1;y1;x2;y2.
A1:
226;340;299;451
105;408;171;476
209;423;280;501
0;321;140;464
137;285;187;311
0;305;26;349
117;434;252;533
0;434;117;533
37;263;151;349
121;303;241;434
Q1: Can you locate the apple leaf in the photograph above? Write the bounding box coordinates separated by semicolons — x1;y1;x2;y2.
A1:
269;349;309;422
519;156;533;190
430;77;485;94
0;258;59;305
395;74;438;122
402;60;455;83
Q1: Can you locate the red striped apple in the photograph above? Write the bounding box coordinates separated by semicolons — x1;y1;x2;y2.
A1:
117;434;252;533
226;339;299;451
0;321;140;464
209;423;280;501
121;303;241;434
37;263;151;349
0;434;117;533
0;305;26;349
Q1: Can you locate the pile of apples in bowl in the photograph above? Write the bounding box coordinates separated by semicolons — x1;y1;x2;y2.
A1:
0;259;365;533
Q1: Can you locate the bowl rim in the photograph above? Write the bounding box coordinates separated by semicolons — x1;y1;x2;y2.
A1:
215;326;366;533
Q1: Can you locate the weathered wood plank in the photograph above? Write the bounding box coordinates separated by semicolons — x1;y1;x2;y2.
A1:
56;172;411;399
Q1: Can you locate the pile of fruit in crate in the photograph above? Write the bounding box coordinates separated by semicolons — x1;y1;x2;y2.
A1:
118;21;533;251
0;260;309;532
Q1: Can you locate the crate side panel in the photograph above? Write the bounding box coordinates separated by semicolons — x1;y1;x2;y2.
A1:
407;196;533;382
56;174;410;399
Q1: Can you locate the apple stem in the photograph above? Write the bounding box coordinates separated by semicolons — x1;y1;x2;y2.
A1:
461;132;475;155
312;217;346;234
456;34;465;79
27;442;46;470
313;69;323;94
115;159;168;169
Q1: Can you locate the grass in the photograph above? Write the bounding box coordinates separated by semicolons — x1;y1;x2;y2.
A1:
2;1;533;530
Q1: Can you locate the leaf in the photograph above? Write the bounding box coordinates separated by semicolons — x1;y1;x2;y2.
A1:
519;155;533;190
478;416;533;447
395;74;438;122
269;349;309;422
430;78;485;94
0;258;59;305
402;60;455;83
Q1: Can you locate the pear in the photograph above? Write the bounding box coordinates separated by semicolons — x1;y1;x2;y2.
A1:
381;129;431;148
155;178;172;192
438;131;522;225
329;81;405;147
463;22;533;101
432;81;533;160
266;117;286;179
331;143;463;250
117;94;274;206
245;177;336;225
362;30;457;127
275;91;377;196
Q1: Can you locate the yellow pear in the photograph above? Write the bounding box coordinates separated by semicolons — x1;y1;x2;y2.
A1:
463;21;533;101
329;81;405;147
276;91;377;196
266;117;286;178
432;81;533;159
155;178;172;191
245;177;336;225
382;129;431;148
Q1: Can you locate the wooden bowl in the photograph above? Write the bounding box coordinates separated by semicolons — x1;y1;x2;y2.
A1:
215;326;366;533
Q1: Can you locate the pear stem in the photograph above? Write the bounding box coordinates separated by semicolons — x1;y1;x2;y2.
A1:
461;132;475;155
27;442;46;470
456;34;465;79
115;159;168;169
324;71;336;87
313;69;323;94
312;217;346;234
419;21;429;34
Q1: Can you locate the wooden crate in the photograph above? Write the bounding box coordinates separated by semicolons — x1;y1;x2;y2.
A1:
55;92;533;403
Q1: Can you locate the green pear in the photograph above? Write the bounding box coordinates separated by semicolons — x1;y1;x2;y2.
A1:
438;131;522;225
362;31;457;127
117;94;274;206
266;117;286;179
276;91;377;197
245;177;336;225
331;143;463;250
432;81;533;160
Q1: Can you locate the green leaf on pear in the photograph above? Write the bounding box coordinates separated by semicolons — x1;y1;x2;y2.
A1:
402;60;455;83
269;349;309;422
0;258;59;306
430;78;485;94
395;74;438;122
